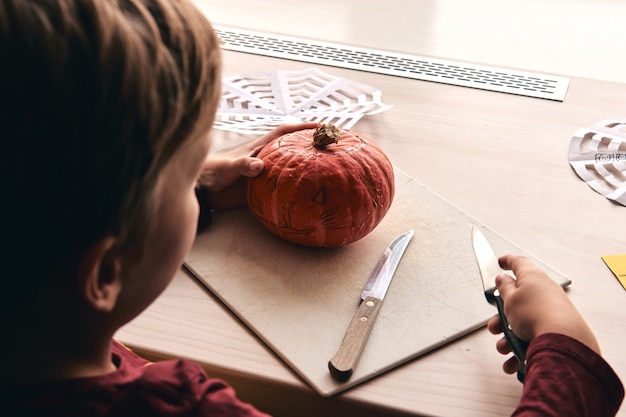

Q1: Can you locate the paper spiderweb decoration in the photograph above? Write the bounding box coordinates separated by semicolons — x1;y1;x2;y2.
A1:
568;118;626;205
214;67;391;134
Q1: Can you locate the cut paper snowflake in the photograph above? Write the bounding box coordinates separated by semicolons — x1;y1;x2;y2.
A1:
568;118;626;206
214;67;391;134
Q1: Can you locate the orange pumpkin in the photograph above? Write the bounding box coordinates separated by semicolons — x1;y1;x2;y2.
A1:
246;124;395;247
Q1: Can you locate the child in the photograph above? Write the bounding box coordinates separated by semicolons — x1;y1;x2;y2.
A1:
488;254;624;415
0;1;622;416
0;0;310;414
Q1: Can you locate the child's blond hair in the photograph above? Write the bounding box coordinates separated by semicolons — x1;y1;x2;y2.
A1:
0;0;221;313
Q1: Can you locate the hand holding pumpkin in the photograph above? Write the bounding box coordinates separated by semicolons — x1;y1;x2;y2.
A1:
197;122;319;210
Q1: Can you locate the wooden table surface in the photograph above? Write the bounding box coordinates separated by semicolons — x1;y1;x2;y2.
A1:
117;1;626;416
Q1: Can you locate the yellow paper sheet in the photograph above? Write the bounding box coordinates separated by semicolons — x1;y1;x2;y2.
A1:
602;255;626;290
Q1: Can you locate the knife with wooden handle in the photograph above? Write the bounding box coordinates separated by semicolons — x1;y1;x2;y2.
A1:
328;229;414;382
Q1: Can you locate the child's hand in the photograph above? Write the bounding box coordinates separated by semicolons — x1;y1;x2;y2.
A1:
198;122;319;209
487;254;600;375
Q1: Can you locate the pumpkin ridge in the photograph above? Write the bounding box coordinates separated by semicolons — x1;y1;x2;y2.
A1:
246;124;394;247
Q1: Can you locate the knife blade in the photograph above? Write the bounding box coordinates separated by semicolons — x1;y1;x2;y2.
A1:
328;229;414;382
471;226;529;382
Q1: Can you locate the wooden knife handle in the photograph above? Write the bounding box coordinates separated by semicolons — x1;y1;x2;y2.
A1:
328;296;383;382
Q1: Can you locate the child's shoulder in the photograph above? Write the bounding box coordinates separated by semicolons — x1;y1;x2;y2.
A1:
3;340;268;416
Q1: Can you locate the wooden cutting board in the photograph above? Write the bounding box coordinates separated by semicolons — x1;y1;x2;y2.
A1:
185;168;571;396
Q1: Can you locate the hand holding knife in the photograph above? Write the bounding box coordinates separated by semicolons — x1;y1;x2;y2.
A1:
328;229;414;382
471;226;529;382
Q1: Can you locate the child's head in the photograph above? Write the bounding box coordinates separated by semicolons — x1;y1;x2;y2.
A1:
0;0;221;320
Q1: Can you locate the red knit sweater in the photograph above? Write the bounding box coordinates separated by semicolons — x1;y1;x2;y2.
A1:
3;340;269;417
3;334;623;416
514;333;623;416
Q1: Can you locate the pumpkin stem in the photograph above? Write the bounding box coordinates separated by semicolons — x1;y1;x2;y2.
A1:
313;124;341;149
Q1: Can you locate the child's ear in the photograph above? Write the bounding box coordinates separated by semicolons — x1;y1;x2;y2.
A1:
77;237;122;313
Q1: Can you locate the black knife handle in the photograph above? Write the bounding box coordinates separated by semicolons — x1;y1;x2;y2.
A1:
486;288;529;383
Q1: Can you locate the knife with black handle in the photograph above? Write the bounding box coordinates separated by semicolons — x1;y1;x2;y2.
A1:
471;226;529;383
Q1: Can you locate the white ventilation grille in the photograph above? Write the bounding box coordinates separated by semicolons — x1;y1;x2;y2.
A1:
215;26;570;101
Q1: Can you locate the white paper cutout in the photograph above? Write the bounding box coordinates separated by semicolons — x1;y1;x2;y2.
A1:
214;67;391;134
568;118;626;206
